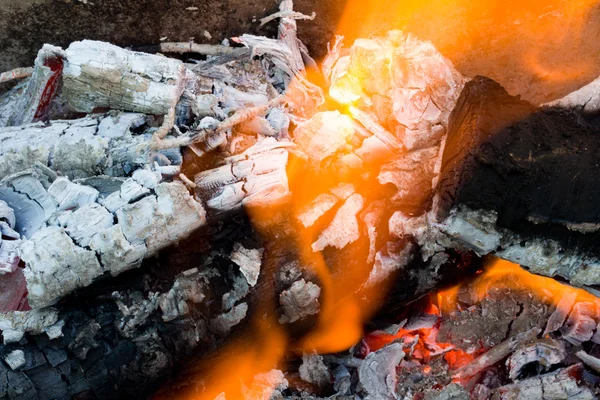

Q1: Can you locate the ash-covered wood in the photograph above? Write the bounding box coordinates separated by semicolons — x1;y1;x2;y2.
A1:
434;76;600;286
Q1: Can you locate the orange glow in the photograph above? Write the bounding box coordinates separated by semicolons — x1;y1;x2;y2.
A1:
333;0;600;101
437;258;600;316
180;317;287;400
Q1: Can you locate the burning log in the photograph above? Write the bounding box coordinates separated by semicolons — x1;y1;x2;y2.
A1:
0;45;64;128
0;113;168;180
433;75;600;287
62;40;186;115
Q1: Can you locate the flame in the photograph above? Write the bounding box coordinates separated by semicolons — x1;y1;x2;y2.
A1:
437;258;600;316
334;0;600;101
179;317;287;400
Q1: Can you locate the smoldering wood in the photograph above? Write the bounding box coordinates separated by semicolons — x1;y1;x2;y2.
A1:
493;364;594;400
194;137;291;213
0;214;272;400
62;40;187;115
451;328;540;380
18;175;206;309
0;45;65;128
434;76;600;287
0;113;175;180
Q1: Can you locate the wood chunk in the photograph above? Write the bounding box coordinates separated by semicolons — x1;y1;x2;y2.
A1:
544;291;577;336
506;338;565;381
279;279;321;324
195;138;290;213
63;40;186;114
0;45;65;128
21;225;103;308
292;111;355;166
378;146;439;212
312;193;364;252
229;243;263;287
299;352;331;389
561;302;598;345
434;76;600;286
358;342;404;399
0;309;59;344
494;364;593;400
0;114;162;180
0;201;20;274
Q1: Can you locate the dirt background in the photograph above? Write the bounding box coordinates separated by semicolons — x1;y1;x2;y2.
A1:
2;0;600;104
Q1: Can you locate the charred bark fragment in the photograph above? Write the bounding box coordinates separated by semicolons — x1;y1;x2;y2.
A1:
434;76;600;286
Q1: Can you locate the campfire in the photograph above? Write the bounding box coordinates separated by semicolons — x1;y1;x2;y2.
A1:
2;0;600;399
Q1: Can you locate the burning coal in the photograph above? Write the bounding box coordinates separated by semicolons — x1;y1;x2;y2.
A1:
1;0;600;399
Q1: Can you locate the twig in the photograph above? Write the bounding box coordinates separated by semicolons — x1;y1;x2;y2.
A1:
152;95;287;150
159;42;237;56
259;10;316;26
179;173;197;189
576;350;600;373
451;328;540;380
0;67;34;84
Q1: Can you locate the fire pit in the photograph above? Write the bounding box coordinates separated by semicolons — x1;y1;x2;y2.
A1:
2;1;600;399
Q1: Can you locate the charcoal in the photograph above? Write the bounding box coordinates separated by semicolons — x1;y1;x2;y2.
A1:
434;76;600;286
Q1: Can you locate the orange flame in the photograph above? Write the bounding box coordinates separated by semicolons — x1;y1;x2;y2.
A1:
437;258;600;316
334;0;600;102
180;317;287;400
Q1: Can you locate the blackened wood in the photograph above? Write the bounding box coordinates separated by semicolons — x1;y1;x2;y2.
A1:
435;76;600;285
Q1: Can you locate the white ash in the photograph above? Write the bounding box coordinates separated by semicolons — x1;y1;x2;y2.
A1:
297;193;339;228
229;243;263;287
0;309;60;344
361;200;386;264
312;193;364;252
0;45;65;128
561;302;598;345
241;369;289;400
358;342;404;400
221;274;250;311
0;200;20;274
20;176;206;309
209;302;248;335
299;352;331;388
292;111;354;166
493;364;594;400
279;279;321;324
195;138;291;213
114;292;160;337
4;350;25;371
378;146;439;205
0;114;159;180
0;172;57;239
297;183;356;229
436;205;600;286
576;351;600;374
328;30;465;150
63;40;186;115
544;75;600;113
506;338;565;381
364;242;414;288
159;268;213;322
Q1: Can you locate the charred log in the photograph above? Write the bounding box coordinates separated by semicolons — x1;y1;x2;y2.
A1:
434;76;600;287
